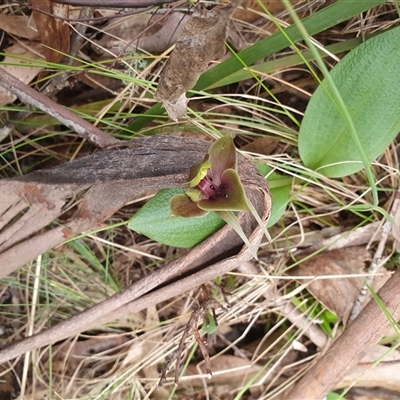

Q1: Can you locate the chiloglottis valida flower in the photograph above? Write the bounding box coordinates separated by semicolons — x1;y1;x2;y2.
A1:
169;135;270;258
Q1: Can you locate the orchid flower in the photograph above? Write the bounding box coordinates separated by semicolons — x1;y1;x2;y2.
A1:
170;136;269;258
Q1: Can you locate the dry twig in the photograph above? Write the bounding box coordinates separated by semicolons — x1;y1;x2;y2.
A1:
0;69;118;148
159;298;223;385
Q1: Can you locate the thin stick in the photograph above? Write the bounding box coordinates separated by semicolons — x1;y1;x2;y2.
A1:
349;188;400;321
53;0;178;7
0;69;118;148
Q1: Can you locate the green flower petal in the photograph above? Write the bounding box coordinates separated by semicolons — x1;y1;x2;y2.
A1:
170;194;208;218
208;136;237;185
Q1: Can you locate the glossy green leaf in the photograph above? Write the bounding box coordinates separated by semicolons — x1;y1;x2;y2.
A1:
256;164;292;227
299;26;400;177
128;188;225;248
267;184;291;228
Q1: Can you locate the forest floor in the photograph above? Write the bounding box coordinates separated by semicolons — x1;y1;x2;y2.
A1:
0;1;400;399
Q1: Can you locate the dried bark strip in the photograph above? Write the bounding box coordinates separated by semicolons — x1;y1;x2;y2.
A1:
32;0;70;63
0;137;210;274
43;6;93;95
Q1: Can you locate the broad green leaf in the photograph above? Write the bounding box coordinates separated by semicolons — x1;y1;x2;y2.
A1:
128;188;225;248
256;164;291;227
267;184;291;228
299;26;400;177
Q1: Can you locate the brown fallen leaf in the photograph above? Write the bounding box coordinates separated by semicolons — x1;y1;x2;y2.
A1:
0;14;39;40
240;137;279;156
93;12;189;55
155;0;242;121
31;0;70;63
287;246;371;324
0;42;44;106
0;365;15;400
233;0;298;23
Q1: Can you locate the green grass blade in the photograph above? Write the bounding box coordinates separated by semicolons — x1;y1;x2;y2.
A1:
208;37;365;89
126;0;385;132
197;0;385;90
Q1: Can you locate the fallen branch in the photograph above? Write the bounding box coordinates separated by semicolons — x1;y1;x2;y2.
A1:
52;0;179;7
285;267;400;399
